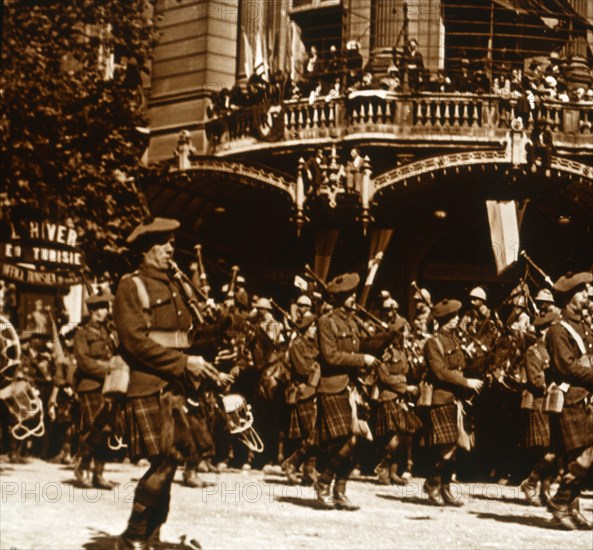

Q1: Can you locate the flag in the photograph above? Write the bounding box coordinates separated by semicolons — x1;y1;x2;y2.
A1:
243;32;253;79
290;22;307;81
254;32;269;81
486;200;520;274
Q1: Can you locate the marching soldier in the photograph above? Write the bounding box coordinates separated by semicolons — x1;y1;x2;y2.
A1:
535;288;559;316
114;217;230;549
313;273;378;510
459;286;491;335
545;272;593;530
282;312;320;485
422;299;483;506
373;316;421;486
519;311;558;506
73;292;117;489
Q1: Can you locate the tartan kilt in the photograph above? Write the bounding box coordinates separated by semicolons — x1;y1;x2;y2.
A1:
288;397;317;440
375;399;423;438
520;409;550;449
125;393;163;462
555;401;593;453
425;402;458;446
316;389;352;444
79;390;104;432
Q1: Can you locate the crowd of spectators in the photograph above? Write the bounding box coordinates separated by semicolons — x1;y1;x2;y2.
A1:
207;40;593;120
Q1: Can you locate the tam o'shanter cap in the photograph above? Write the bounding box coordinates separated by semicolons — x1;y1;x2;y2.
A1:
533;310;560;329
326;273;360;294
432;298;462;319
126;217;180;244
552;271;592;294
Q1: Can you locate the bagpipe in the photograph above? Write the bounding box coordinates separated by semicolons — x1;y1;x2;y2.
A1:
167;257;264;453
0;315;45;440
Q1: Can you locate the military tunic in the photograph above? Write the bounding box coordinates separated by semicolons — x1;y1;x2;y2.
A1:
114;265;192;460
316;308;366;443
545;309;593;453
423;330;468;446
287;333;319;440
520;340;550;448
73;320;115;431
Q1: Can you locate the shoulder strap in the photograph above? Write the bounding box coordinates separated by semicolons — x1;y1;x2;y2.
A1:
559;321;586;356
131;275;152;328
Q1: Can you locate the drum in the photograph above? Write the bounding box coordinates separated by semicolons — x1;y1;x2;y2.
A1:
0;380;45;440
222;393;264;453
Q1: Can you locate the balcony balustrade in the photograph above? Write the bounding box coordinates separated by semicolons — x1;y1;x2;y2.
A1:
205;92;593;155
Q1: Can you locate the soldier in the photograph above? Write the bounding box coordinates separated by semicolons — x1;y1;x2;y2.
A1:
282;313;320;485
535;288;559;316
114;217;230;550
312;272;378;510
422;299;483;506
519;311;558;506
373;316;421;486
73;292;117;489
459;286;491;334
545;272;593;530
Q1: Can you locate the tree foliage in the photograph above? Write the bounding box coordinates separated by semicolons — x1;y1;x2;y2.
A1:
1;0;162;277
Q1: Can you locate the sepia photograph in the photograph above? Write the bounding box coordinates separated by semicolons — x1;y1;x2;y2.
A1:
0;1;592;548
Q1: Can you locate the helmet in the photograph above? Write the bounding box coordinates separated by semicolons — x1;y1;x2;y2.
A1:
296;295;312;307
469;287;487;301
254;297;272;310
535;288;554;304
414;288;431;303
382;298;399;309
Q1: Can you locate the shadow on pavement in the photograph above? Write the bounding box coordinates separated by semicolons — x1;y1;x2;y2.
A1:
82;530;203;549
375;493;444;507
277;495;337;510
467;493;536;506
471;511;565;530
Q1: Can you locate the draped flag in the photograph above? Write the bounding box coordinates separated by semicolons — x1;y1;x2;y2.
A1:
243;32;253;79
290;21;307;81
486;200;520;274
313;229;339;283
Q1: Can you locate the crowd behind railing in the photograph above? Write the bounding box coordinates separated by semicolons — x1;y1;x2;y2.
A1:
207;40;593;123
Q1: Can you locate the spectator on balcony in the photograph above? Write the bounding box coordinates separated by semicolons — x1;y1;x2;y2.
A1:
346;40;364;88
527;121;553;177
305;149;327;194
305;45;322;92
402;39;424;92
473;62;490;95
455;58;473;93
380;64;402;92
428;70;452;93
325;78;341;102
326;45;342;83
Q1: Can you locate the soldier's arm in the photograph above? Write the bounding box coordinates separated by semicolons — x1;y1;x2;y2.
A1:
524;347;546;395
317;315;366;368
113;277;187;377
73;330;109;379
424;337;468;387
546;325;593;390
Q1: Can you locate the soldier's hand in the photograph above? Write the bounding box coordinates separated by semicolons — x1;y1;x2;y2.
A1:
216;372;234;387
187;356;220;382
467;378;483;393
48;402;57;421
406;385;418;396
363;354;380;368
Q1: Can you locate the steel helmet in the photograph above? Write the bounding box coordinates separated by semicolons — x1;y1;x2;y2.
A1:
469;287;487;301
382;298;399;309
254;297;272;310
296;295;312;307
535;288;554;304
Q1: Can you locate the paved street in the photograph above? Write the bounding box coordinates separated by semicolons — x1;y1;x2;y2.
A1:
1;459;592;549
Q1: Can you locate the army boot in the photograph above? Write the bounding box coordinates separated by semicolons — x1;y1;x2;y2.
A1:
333;480;360;511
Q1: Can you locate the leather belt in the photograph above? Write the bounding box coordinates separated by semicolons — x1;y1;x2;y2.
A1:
148;330;191;349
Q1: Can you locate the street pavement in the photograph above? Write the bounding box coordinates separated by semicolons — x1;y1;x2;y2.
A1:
0;459;592;549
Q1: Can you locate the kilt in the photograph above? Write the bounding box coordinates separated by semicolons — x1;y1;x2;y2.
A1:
79;390;104;432
554;401;593;453
317;389;352;444
288;397;317;440
425;402;458;446
374;398;423;438
520;409;550;449
125;393;162;461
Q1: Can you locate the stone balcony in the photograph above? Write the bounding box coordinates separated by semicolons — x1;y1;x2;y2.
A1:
204;91;593;156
